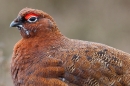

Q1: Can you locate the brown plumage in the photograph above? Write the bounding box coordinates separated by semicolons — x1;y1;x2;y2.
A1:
10;8;130;86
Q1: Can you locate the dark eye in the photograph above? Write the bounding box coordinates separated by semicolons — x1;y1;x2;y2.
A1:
27;16;38;23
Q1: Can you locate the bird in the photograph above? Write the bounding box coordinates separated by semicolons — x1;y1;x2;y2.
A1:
10;8;130;86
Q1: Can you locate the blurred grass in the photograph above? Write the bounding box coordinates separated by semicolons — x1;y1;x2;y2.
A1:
0;0;130;86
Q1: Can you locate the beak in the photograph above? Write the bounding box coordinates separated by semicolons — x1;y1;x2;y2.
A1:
10;21;22;27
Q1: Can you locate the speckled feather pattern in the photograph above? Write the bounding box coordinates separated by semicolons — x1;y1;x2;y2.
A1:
11;8;130;86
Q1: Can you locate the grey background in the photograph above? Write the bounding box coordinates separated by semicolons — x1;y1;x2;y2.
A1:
0;0;130;86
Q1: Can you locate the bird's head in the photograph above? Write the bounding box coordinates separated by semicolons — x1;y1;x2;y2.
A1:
10;8;58;38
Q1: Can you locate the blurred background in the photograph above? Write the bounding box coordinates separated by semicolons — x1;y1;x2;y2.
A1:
0;0;130;86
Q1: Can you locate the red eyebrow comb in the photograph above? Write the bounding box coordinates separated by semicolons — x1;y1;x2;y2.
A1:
25;13;38;20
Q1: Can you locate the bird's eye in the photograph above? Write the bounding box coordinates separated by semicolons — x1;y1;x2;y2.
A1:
27;16;38;23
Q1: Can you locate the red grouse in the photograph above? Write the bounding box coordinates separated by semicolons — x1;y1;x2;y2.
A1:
10;8;130;86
